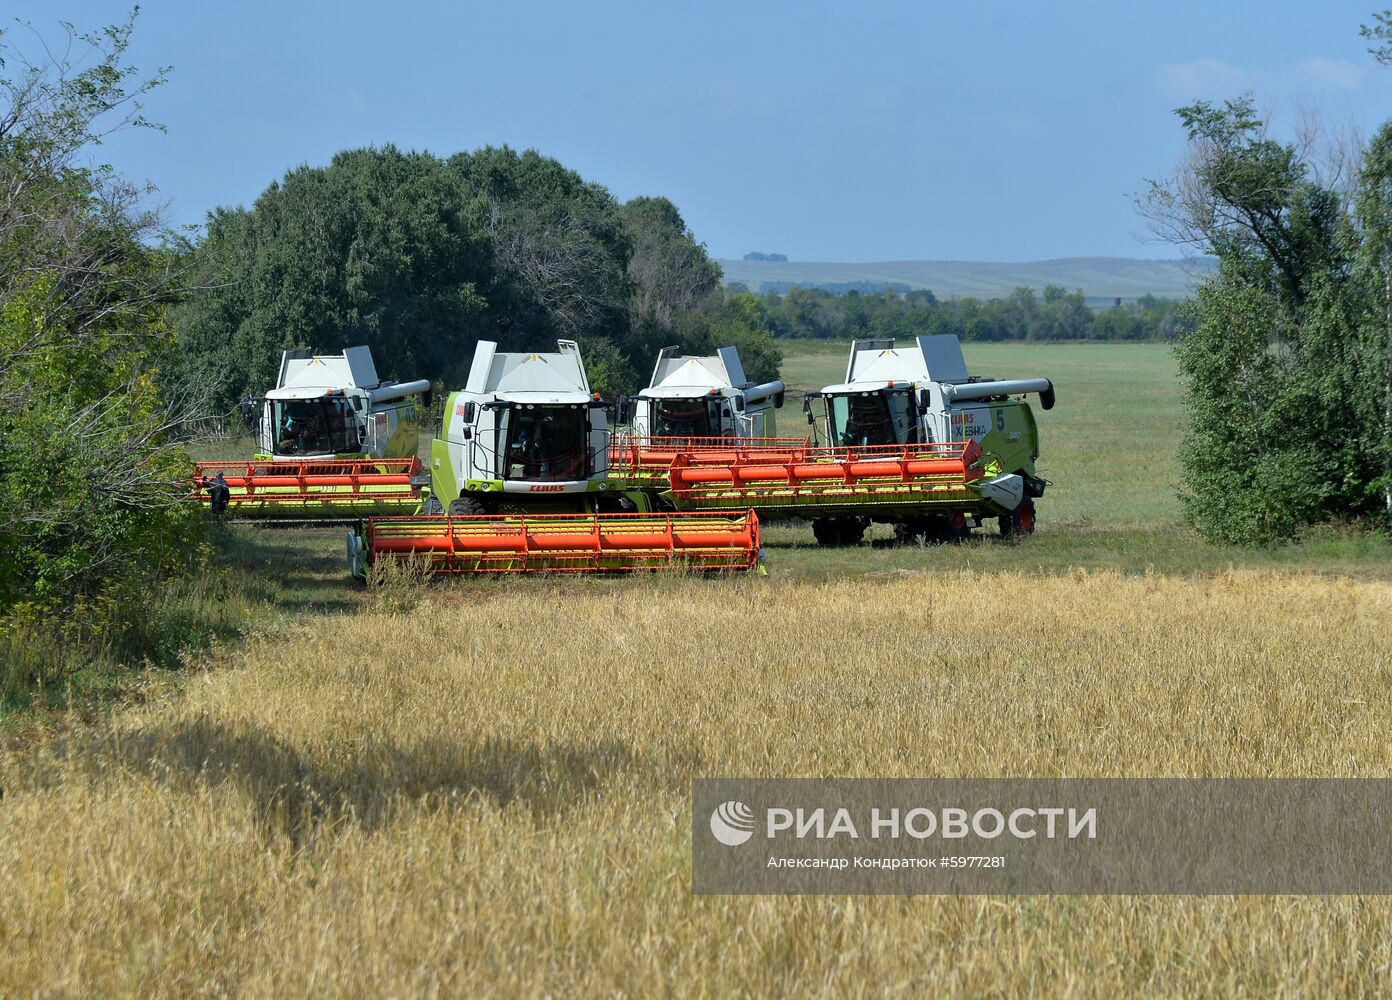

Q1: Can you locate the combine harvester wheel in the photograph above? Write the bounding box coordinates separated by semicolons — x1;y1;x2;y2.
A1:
998;496;1037;538
350;510;762;578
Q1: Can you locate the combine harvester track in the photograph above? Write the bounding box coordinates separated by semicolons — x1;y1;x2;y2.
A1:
356;510;761;575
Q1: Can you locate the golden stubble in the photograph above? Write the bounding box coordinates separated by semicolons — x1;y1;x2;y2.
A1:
3;569;1391;997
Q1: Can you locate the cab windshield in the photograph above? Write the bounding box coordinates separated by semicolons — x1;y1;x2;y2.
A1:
652;396;718;438
502;404;590;482
272;397;359;456
828;392;899;447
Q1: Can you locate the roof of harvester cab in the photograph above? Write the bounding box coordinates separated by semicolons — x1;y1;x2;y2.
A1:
464;340;594;405
821;335;972;394
266;345;382;400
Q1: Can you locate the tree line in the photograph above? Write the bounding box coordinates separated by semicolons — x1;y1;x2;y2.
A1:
175;146;782;413
1144;11;1392;543
725;284;1190;344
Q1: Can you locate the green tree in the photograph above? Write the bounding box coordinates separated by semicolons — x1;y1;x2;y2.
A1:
1174;266;1338;539
701;293;783;383
0;13;204;639
619;195;722;339
1354;119;1392;518
449;146;632;353
175;147;496;408
176;147;750;409
1361;9;1392;64
1144;96;1382;541
579;336;640;397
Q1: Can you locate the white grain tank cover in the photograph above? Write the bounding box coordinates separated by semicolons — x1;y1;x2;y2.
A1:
915;335;970;383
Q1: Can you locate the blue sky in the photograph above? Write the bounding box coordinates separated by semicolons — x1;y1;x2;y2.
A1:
8;1;1392;261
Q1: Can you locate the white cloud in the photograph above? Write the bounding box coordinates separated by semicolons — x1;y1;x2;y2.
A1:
1295;56;1365;91
1155;58;1254;100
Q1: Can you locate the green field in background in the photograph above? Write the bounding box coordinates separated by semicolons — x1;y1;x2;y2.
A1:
717;256;1205;303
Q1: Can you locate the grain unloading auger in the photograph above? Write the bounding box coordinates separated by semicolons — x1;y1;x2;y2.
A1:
193;346;432;520
348;340;762;578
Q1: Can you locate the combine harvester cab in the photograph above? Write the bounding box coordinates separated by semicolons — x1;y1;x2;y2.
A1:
801;334;1054;542
194;346;432;520
351;339;761;577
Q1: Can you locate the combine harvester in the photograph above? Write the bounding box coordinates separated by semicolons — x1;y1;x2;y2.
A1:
349;340;761;577
797;334;1054;543
194;346;431;520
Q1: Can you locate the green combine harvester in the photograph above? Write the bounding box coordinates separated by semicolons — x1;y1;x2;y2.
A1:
798;334;1053;543
194;346;432;520
348;339;763;576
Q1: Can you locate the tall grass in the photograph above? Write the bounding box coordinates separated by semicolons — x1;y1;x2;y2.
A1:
0;525;364;723
0;559;259;717
3;570;1391;995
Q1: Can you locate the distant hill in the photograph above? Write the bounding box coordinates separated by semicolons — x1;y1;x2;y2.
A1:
716;256;1210;306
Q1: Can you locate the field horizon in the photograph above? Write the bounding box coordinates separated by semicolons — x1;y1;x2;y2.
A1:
717;255;1209;305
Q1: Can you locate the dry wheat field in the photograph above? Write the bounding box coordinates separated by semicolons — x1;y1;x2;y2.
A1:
4;568;1392;996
